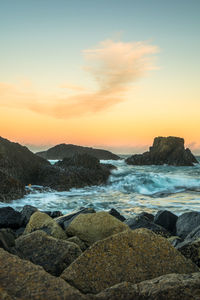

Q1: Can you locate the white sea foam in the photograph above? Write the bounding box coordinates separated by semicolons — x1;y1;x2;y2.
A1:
1;159;200;216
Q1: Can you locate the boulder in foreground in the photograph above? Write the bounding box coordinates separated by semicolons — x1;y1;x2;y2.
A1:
65;211;129;246
61;228;198;294
24;211;67;239
15;230;82;276
0;248;85;300
94;273;200;300
126;136;198;166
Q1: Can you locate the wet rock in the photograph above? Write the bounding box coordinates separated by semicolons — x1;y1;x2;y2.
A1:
0;170;25;203
67;236;87;251
20;205;38;226
176;238;200;267
0;207;21;229
167;236;182;247
56;207;96;230
54;154;112;187
125;214;171;237
15;230;82;276
138;212;154;222
43;210;63;218
108;208;126;222
61;228;198;294
36;143;120;160
94;273;200;300
184;224;200;241
0;228;15;251
154;210;178;234
0;248;86;300
126;136;198;166
24;211;67;239
65;211;129;246
176;211;200;239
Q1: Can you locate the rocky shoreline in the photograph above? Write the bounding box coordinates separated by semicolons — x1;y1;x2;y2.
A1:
1;206;200;299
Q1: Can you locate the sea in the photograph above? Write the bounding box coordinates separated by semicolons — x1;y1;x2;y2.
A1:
1;156;200;218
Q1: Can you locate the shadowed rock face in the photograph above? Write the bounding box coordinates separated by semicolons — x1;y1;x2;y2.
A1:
0;136;50;185
36;143;120;160
0;137;113;199
126;136;198;166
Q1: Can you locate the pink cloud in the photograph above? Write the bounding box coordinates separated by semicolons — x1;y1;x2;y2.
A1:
0;39;159;118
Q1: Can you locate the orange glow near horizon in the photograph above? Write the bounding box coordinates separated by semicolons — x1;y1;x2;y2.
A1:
1;39;200;154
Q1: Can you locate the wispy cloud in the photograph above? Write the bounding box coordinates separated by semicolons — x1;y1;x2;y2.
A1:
0;39;159;118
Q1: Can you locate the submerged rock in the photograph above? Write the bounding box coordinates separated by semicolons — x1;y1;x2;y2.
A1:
61;228;198;294
36;143;120;160
94;273;200;300
24;211;67;239
65;211;129;246
0;248;86;300
126;136;198;166
15;230;82;276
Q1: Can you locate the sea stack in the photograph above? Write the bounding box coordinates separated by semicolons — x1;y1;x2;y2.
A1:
126;136;198;166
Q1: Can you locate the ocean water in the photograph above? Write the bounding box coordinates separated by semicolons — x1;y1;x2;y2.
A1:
1;157;200;217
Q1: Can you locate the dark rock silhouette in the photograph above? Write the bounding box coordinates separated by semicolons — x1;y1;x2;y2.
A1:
0;136;50;185
0;137;113;201
126;136;198;166
36;143;120;160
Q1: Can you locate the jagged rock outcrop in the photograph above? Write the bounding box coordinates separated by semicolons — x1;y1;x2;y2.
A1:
0;136;50;185
36;143;120;160
126;136;198;166
0;137;114;201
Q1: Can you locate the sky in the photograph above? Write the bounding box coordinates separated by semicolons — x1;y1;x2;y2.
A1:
0;0;200;154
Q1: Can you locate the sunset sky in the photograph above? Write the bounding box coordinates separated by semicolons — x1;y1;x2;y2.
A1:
1;0;200;154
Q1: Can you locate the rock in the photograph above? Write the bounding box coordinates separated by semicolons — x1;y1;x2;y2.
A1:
15;230;82;276
125;214;171;237
24;211;67;239
54;154;111;187
138;211;154;222
36;143;120;160
167;236;182;247
55;153;101;170
176;212;200;239
0;248;86;300
126;136;198;166
20;205;38;226
65;211;129;246
0;170;25;203
0;136;50;185
108;208;126;222
42;210;63;218
56;207;96;230
184;224;200;241
176;238;200;267
94;273;200;300
67;236;87;251
0;207;21;229
0;228;15;251
15;227;25;238
61;228;198;294
154;210;178;234
0;288;15;300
